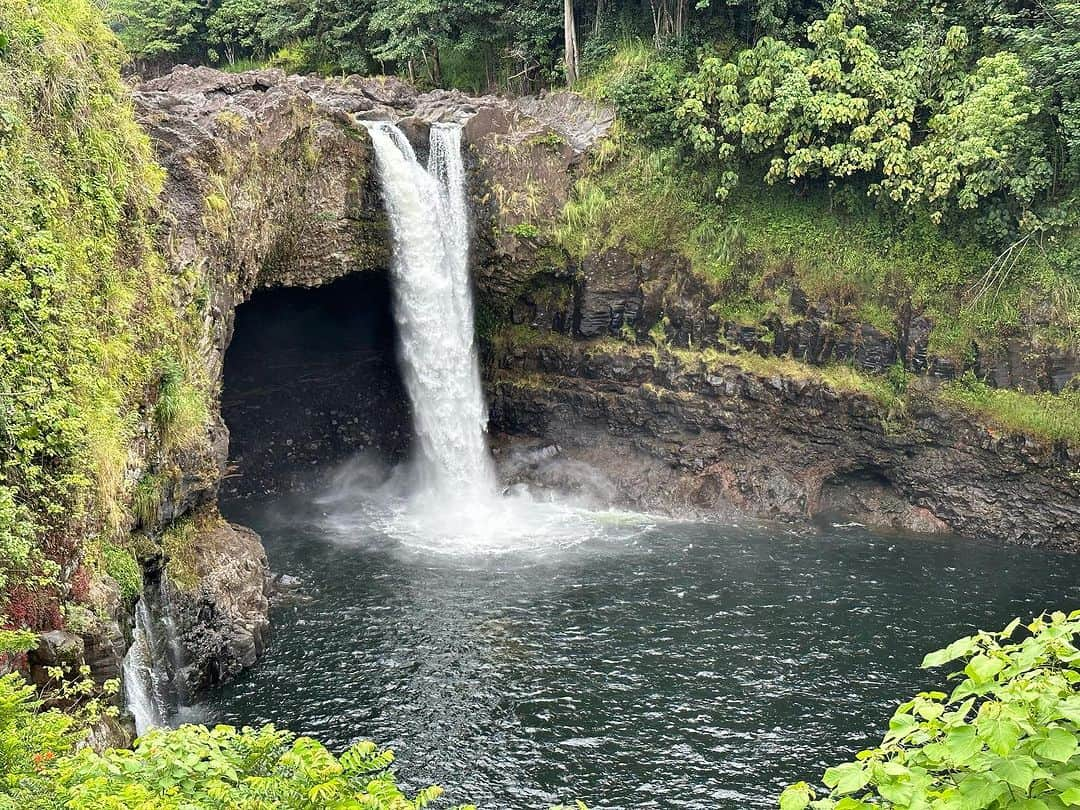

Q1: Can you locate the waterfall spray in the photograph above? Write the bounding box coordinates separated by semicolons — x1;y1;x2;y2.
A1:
316;121;643;550
364;122;494;496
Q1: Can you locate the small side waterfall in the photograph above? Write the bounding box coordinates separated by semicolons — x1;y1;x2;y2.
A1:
121;582;189;736
364;122;495;496
121;598;167;735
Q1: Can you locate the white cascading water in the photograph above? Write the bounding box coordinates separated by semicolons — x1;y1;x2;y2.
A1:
121;598;167;735
330;121;650;551
364;122;495;496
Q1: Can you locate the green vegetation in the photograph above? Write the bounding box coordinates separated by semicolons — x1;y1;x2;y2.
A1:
0;0;209;625
153;358;208;452
98;542;142;604
940;375;1080;444
160;514;201;590
550;122;1076;358
108;0;563;90
782;610;1080;810
0;651;475;809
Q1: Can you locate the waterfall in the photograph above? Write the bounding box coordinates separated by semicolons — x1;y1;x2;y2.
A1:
317;121;642;551
121;598;167;736
364;122;495;496
121;584;190;736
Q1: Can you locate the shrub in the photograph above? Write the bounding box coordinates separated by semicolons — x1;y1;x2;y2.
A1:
0;666;476;810
99;542;142;604
781;611;1080;810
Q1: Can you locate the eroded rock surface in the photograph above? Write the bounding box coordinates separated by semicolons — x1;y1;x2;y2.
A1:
166;518;270;689
489;338;1080;545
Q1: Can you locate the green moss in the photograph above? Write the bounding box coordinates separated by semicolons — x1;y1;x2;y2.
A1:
99;542;141;604
506;222;541;239
0;0;210;621
670;346;906;410
938;376;1080;444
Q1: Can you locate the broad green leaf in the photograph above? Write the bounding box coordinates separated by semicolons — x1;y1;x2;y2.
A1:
1037;728;1079;763
946;726;983;764
978;717;1021;756
957;773;1007;810
824;763;869;795
991;755;1038;792
1001;618;1022;639
922;637;978;669
780;782;813;810
964;654;1006;684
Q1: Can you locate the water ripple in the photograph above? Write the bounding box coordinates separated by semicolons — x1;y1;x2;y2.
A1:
214;493;1080;810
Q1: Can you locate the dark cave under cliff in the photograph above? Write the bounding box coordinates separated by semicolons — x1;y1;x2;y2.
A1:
220;271;413;497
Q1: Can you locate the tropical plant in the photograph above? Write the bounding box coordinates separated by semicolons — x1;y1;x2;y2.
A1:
780;611;1080;810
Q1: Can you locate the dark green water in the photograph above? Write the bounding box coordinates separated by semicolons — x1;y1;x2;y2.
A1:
213;485;1080;810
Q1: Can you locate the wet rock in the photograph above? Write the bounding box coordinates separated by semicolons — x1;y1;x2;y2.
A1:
574;248;643;338
72;574;127;686
168;517;270;688
28;631;84;681
489;339;1080;547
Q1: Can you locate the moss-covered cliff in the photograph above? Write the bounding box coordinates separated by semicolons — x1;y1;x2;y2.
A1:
0;0;208;631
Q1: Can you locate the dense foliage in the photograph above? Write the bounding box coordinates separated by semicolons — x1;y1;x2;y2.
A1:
781;610;1080;810
0;666;475;810
108;0;566;89
107;0;1079;366
0;0;209;626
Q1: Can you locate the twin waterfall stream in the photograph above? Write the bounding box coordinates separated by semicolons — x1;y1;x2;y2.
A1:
364;122;495;495
123;122;495;732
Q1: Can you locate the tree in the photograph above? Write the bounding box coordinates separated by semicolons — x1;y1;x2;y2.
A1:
206;0;268;65
109;0;208;68
675;11;1053;233
368;0;499;86
564;0;579;85
988;0;1080;188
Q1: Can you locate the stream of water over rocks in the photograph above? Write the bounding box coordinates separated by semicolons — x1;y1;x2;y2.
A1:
211;478;1080;810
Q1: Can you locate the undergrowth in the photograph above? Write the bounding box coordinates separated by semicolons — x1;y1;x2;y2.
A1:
557;41;1080;362
939;374;1080;444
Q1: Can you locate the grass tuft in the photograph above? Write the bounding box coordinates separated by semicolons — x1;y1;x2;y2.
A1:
939;376;1080;444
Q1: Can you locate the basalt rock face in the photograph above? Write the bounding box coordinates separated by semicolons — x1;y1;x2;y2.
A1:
499;244;1077;390
165;519;271;690
488;338;1080;546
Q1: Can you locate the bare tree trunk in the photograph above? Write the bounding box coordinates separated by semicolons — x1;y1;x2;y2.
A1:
649;0;674;48
564;0;579;86
594;0;604;35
